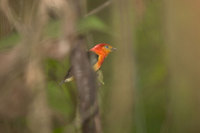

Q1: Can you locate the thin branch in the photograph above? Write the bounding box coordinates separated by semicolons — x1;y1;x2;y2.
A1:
84;0;111;17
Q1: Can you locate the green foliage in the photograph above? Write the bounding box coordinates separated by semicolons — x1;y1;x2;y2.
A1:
53;127;64;133
0;32;20;49
47;81;73;118
45;58;76;122
78;16;110;34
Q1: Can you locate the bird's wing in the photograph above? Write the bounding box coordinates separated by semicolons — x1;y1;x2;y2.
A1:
88;51;99;66
61;51;99;84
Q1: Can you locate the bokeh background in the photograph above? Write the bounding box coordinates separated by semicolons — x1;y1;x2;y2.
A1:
1;0;200;133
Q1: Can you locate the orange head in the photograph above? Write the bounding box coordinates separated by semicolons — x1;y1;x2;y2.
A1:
90;43;116;57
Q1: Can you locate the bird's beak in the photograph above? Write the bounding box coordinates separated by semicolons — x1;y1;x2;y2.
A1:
111;47;117;51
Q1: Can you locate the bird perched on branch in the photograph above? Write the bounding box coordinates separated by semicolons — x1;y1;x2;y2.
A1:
60;43;116;84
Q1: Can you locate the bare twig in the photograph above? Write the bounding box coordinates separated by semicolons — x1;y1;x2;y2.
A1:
84;1;111;17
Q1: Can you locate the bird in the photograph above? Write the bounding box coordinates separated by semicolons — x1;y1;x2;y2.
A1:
60;43;116;84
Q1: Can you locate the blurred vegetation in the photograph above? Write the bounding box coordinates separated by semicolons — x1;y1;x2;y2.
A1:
1;0;200;133
134;1;168;133
0;0;167;133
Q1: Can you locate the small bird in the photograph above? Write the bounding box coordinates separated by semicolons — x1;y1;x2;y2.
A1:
61;43;116;84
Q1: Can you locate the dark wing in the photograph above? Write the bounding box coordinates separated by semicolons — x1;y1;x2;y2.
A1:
60;51;98;84
88;51;99;66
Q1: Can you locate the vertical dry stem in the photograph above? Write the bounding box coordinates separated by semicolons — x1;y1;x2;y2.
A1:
106;0;135;133
165;0;200;133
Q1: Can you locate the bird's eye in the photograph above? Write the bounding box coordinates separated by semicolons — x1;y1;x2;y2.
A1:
105;45;109;49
